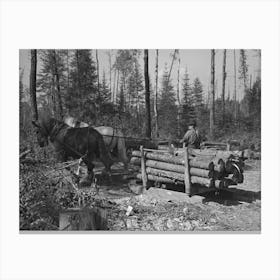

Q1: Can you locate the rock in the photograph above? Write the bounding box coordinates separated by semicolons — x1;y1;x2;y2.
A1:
128;184;144;195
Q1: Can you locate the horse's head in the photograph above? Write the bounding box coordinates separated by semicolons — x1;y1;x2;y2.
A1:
32;120;49;147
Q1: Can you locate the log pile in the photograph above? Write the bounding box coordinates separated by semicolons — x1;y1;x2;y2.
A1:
131;147;245;195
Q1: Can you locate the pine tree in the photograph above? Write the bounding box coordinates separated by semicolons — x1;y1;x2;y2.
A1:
181;67;195;133
37;50;66;118
192;78;203;108
65;50;98;121
118;82;125;113
99;71;111;103
158;66;177;138
126;61;144;110
240;77;261;131
113;50;140;110
192;77;204;125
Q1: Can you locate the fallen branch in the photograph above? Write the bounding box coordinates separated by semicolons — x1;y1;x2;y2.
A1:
20;149;31;159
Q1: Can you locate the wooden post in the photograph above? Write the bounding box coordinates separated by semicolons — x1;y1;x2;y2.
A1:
183;144;191;195
226;142;231;151
140;145;148;189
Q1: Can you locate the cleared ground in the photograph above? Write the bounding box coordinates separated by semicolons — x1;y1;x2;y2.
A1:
96;160;261;232
20;156;261;231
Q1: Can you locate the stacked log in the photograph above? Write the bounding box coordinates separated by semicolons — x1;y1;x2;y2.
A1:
131;147;244;192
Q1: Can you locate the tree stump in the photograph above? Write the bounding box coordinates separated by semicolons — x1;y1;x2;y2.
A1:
59;207;108;230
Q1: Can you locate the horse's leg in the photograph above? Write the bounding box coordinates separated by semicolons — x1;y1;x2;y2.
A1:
53;141;67;162
81;156;95;184
118;137;129;170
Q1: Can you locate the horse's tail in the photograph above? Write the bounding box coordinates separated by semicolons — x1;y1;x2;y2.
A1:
97;132;114;172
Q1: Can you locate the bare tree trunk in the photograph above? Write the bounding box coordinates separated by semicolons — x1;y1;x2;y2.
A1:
29;49;38;121
112;68;116;104
210;49;215;140
122;73;126;112
52;50;63;119
66;50;70;93
234;49;237;121
207;84;210;109
107;50;112;101
257;50;261;80
51;74;56;117
96;50;100;101
176;50;181;137
76;50;81;107
222;49;226;124
167;49;177;84
19;69;24;133
249;74;252;90
144;49;151;139
116;69;119;104
154;49;159;138
240;50;248;93
136;91;140;126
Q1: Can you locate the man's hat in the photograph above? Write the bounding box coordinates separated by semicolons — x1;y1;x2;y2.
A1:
189;120;196;127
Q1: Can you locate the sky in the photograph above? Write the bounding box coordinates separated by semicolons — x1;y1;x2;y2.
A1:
19;49;260;102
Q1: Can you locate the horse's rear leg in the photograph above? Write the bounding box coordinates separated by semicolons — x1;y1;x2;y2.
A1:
118;138;129;170
101;159;112;176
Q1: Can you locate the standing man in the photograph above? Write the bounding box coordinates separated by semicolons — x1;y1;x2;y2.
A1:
180;120;201;148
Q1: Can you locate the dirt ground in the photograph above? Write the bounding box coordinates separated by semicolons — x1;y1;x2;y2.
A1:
20;155;260;231
93;160;261;232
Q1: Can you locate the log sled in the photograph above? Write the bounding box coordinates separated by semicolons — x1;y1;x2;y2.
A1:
131;146;245;195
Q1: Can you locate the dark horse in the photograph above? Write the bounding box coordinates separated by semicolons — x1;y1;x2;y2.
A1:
32;116;113;181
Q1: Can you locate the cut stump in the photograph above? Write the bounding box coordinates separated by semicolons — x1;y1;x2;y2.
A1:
59;207;108;230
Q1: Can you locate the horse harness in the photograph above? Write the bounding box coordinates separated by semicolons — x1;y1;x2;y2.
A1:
108;128;115;151
48;122;90;160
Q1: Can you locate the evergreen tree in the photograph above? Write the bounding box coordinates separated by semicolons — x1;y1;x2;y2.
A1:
37;50;66;118
126;60;144;113
158;66;178;137
118;82;125;113
181;68;195;133
98;71;111;104
65;50;97;121
240;77;261;131
192;77;204;125
113;50;141;110
192;77;203;108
